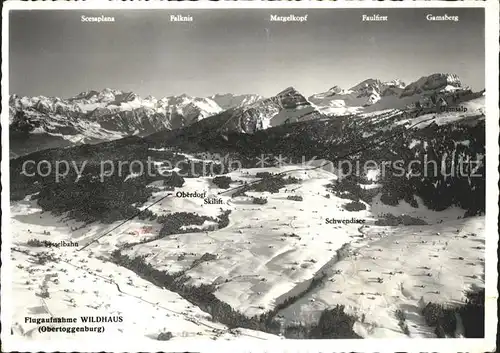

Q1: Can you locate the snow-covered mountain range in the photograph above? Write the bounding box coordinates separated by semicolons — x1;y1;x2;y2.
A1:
9;88;222;136
9;90;255;158
9;73;479;158
309;73;470;115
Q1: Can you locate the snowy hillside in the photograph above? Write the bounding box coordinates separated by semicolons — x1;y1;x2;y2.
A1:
9;87;486;341
10;200;280;343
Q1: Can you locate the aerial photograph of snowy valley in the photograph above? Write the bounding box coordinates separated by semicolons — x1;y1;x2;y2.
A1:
3;5;494;350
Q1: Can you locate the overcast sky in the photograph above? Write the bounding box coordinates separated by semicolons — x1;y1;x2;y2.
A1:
10;8;485;99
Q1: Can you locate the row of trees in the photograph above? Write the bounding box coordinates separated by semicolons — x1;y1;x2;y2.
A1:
422;288;485;338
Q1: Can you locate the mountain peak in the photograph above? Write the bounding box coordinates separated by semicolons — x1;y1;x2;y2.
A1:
400;73;464;97
276;86;299;96
210;93;264;110
384;79;406;88
349;78;383;91
328;85;342;92
101;87;122;94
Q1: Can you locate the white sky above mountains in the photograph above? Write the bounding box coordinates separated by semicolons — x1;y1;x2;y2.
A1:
10;8;485;98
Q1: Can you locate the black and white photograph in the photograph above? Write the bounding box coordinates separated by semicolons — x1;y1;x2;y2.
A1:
1;2;498;352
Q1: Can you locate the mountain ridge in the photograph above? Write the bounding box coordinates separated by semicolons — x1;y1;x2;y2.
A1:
9;73;479;158
309;73;471;115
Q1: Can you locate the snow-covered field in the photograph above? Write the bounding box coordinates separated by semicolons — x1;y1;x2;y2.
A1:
9;200;279;342
278;215;484;338
9;157;485;341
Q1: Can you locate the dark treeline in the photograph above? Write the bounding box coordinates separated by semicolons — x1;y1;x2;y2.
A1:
422;287;485;338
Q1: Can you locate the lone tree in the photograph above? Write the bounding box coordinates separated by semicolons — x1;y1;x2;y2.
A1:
157;331;173;341
212;176;232;189
252;197;268;205
164;172;185;188
310;305;360;338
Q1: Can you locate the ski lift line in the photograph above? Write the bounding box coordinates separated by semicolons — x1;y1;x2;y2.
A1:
78;193;174;251
217;114;436;196
40;297;54;318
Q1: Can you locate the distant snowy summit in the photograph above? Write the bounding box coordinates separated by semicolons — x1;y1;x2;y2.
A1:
308;73;471;115
400;73;463;96
215;86;323;135
209;93;264;110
